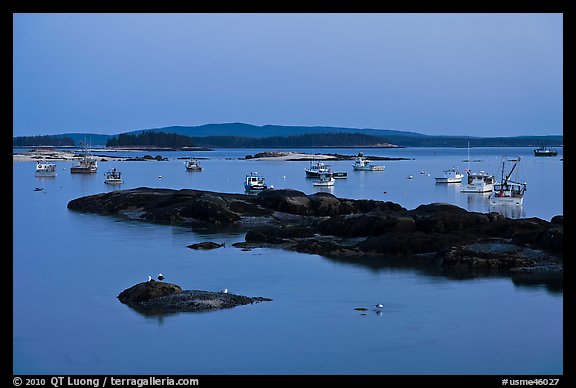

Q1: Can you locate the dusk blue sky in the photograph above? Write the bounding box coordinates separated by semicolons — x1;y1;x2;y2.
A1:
13;13;563;137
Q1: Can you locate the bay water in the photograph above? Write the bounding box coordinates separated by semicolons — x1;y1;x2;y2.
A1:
13;147;563;374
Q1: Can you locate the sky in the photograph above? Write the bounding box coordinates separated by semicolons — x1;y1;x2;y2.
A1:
12;13;563;137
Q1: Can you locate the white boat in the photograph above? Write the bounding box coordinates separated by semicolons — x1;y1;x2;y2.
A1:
244;172;268;192
35;161;57;177
460;143;494;192
312;173;335;186
70;142;98;173
435;167;463;183
352;153;384;171
104;168;123;184
489;156;526;206
185;159;203;171
305;161;332;177
461;171;495;193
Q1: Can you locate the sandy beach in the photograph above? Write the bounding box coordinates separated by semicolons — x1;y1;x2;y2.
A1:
13;148;126;162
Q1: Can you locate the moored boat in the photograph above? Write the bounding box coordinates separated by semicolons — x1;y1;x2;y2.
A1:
244;172;268;192
332;171;348;179
70;142;98;173
104;168;123;184
461;171;495;193
352;152;384;171
312;173;335;187
35;161;57;177
533;146;558;157
435;167;463;183
489;155;526;206
305;161;332;177
185;159;203;171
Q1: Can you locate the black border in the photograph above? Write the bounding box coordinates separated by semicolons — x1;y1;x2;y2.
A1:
6;0;572;384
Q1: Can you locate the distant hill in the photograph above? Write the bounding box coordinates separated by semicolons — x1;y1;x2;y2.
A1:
13;122;563;148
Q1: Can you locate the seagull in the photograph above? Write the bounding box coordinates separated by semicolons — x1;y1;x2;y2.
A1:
222;288;228;294
147;275;155;282
375;304;384;309
157;273;165;281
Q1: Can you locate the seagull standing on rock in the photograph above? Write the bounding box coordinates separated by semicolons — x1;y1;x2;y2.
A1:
158;274;165;281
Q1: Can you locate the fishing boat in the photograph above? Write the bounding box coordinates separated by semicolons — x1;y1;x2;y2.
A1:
185;159;203;171
244;172;268;192
533;146;558;157
435;167;463;183
461;171;495;193
489;155;526;206
70;142;98;173
305;161;332;178
312;172;335;187
104;168;123;184
35;161;57;177
460;142;494;193
332;171;348;179
352;152;384;171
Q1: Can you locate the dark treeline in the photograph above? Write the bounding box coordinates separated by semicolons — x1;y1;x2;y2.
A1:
13;135;75;147
107;131;196;147
193;132;393;148
392;135;564;147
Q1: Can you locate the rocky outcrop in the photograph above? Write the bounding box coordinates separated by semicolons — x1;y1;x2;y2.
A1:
187;241;225;250
118;280;271;316
68;187;563;278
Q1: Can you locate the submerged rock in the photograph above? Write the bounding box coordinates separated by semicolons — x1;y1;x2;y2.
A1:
118;280;271;316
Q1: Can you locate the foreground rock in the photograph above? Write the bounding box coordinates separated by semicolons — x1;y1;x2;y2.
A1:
68;188;563;279
118;280;271;315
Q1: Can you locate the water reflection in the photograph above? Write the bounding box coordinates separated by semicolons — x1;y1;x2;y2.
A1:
462;192;490;213
316;252;562;295
489;203;525;219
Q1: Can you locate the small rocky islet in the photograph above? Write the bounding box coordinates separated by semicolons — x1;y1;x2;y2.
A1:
68;187;563;311
118;279;272;316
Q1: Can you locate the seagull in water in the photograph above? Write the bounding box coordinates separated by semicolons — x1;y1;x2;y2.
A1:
157;274;165;281
375;303;384;309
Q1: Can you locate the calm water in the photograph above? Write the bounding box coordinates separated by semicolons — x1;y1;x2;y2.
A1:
13;147;563;374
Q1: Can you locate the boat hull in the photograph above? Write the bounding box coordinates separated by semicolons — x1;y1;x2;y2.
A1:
70;167;97;174
490;196;523;206
105;179;123;185
435;177;462;183
244;185;267;192
353;166;384;171
313;180;335;187
461;184;494;193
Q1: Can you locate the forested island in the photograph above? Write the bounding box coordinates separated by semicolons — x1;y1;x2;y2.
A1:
14;122;563;148
13;135;75;147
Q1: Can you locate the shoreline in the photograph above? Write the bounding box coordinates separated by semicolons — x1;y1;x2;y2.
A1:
13;148;411;162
